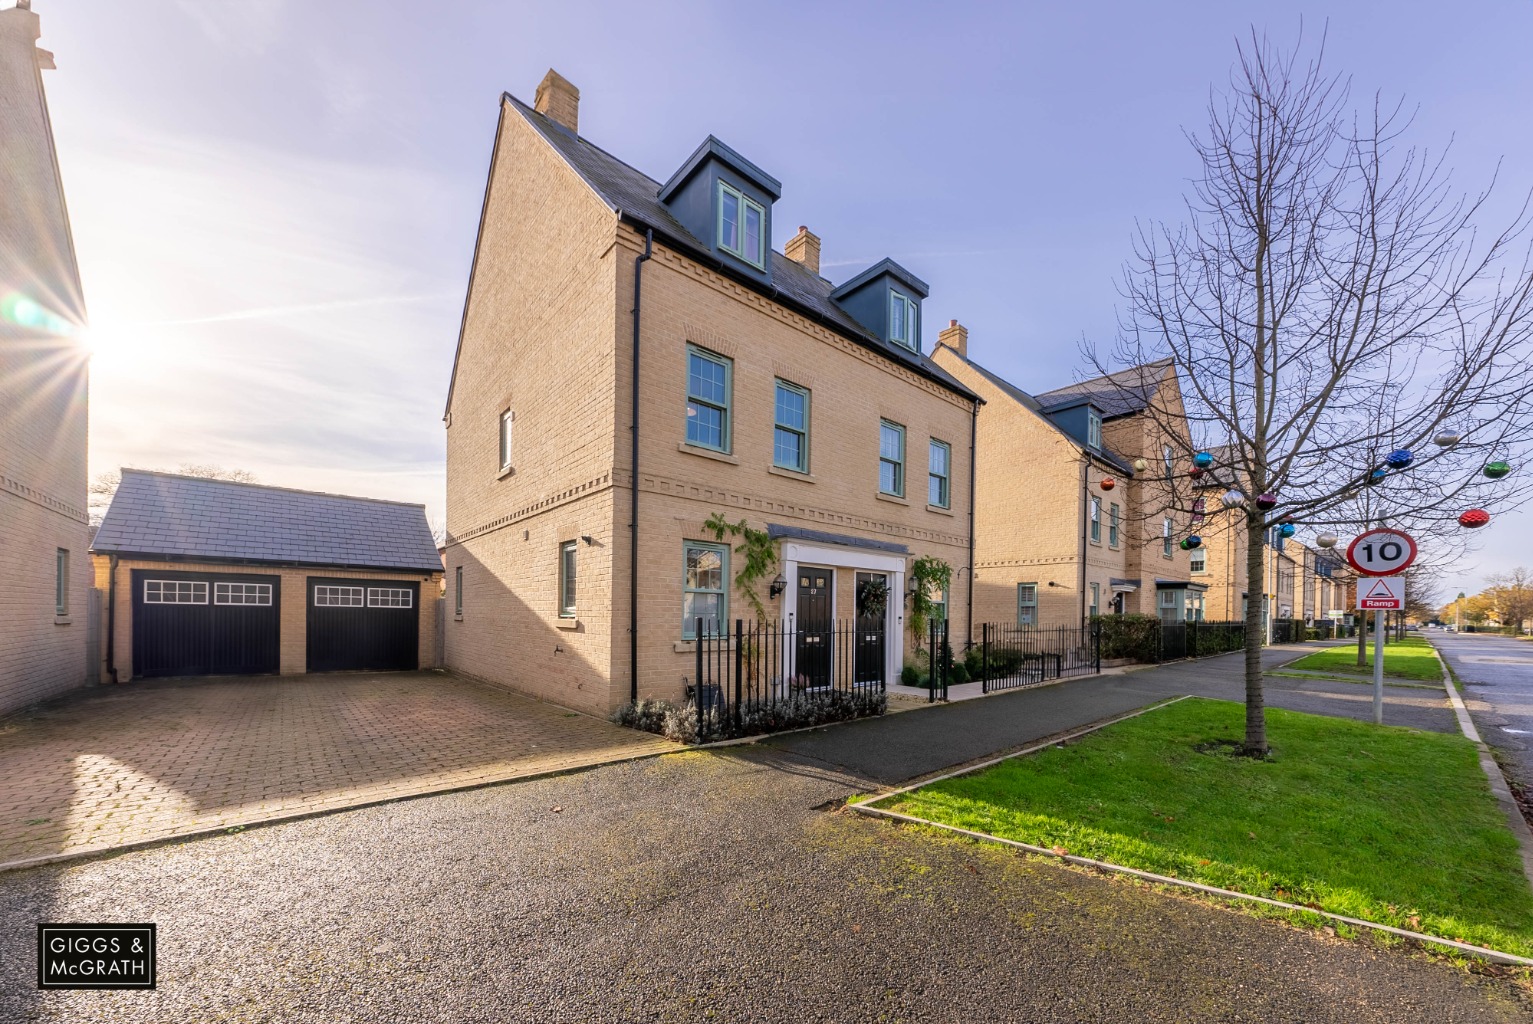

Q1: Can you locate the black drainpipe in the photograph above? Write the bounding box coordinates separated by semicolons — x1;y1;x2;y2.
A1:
1080;453;1089;622
967;399;977;646
629;228;653;703
105;554;119;684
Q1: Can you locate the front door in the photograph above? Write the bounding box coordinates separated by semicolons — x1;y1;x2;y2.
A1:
854;572;887;685
795;567;833;689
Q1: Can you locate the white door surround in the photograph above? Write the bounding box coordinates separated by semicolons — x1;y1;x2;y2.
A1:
779;540;905;686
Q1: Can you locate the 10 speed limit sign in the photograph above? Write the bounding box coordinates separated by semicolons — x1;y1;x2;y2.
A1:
1345;528;1418;576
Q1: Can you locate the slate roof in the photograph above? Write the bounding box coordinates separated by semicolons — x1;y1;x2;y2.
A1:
91;470;443;573
501;95;976;401
1035;359;1173;418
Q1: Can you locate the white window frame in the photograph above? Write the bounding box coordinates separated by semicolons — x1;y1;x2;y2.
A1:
214;582;273;606
682;540;730;639
559;541;577;619
55;549;68;616
773;379;810;473
717;180;766;269
685;345;732;453
499;409;514;471
879;420;906;497
313;585;364;607
1190;549;1207;574
928;438;951;509
1017;583;1038;627
1163;517;1174;557
367;587;413;608
889;290;919;351
1163;445;1175;481
144;580;208;604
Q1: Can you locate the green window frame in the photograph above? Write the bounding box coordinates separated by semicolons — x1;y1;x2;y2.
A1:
1089;498;1101;543
1089;582;1100;618
889;290;919;351
1017;583;1038;627
55;548;68;616
773;380;810;472
928;439;950;508
1087;410;1102;449
686;345;732;452
717;181;766;268
1109;503;1120;547
558;541;577;618
454;566;463;616
1162;517;1174;557
682;541;729;639
879;420;906;497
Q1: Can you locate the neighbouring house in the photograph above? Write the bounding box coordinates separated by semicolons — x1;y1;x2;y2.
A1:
931;339;1198;628
91;470;443;681
0;0;91;715
443;70;979;716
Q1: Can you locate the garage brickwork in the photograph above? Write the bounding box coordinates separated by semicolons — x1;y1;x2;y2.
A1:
93;557;442;682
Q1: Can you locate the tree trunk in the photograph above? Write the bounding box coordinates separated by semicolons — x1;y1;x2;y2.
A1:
1243;517;1268;755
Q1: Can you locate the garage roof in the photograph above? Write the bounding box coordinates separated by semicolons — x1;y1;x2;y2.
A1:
92;470;443;574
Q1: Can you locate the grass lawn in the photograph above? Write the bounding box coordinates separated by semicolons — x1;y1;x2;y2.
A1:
883;697;1533;956
1285;632;1443;681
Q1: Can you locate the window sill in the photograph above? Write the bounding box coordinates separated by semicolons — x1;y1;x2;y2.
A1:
555;618;581;631
53;616;71;626
768;465;815;483
875;491;909;506
925;503;954;517
497;466;515;480
678;443;739;466
454;614;464;622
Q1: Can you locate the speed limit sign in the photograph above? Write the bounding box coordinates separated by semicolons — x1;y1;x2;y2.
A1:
1345;528;1418;576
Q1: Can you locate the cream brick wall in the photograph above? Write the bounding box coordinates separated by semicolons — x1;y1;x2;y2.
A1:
93;557;441;682
0;4;90;716
444;102;974;713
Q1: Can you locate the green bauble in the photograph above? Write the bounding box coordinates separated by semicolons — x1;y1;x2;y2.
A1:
1484;461;1512;479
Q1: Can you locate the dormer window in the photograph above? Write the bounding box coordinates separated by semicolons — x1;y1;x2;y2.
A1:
718;181;765;269
1087;410;1102;450
889;290;918;351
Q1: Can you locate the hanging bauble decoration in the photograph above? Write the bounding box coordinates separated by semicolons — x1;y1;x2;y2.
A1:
1185;535;1203;549
1366;468;1388;485
1100;477;1117;491
1459;508;1491;529
1193;451;1214;469
1189;467;1205;480
1384;449;1414;469
1316;533;1339;549
1133;458;1148;472
1433;431;1461;447
1279;523;1297;538
1179;538;1192;551
1255;493;1278;511
1221;489;1245;509
1484;461;1512;479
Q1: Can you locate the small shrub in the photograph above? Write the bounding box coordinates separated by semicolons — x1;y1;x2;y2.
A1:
611;690;887;744
963;646;986;680
948;662;969;685
900;664;919;686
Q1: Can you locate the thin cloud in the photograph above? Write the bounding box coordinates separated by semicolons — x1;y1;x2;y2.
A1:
140;292;456;328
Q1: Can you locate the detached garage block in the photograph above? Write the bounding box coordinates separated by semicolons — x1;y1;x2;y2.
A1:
91;470;444;682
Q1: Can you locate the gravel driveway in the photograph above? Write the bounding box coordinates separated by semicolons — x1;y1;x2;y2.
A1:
1;747;1526;1023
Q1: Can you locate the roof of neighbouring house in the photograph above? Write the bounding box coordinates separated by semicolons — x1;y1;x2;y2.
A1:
91;469;443;573
1035;359;1174;418
501;94;976;402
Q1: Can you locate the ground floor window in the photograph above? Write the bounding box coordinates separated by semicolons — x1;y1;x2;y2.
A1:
1017;583;1037;626
1158;589;1180;622
55;549;69;615
1089;582;1099;618
682;541;728;638
559;541;577;618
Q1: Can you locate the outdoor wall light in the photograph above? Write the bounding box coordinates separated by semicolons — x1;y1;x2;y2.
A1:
769;575;787;599
580;535;596;545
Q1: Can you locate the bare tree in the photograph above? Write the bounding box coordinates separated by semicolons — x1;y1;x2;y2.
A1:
1098;29;1533;753
90;465;259;527
1485;567;1533;632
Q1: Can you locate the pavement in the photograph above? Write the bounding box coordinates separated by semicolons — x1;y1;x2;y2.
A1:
1430;631;1533;796
3;746;1528;1023
0;671;677;868
766;642;1457;785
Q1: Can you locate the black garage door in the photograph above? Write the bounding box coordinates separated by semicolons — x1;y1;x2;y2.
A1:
306;577;420;672
132;569;281;678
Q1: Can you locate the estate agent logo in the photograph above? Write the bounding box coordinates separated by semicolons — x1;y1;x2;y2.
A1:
37;924;156;990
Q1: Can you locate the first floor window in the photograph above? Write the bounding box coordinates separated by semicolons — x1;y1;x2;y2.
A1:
559;541;577;618
686;346;732;452
879;420;905;496
1017;583;1038;627
1163;517;1174;557
928;439;950;508
55;549;68;615
1190;549;1207;574
774;380;810;472
455;566;463;615
1089;498;1101;542
499;409;514;470
1109;503;1120;547
682;541;728;638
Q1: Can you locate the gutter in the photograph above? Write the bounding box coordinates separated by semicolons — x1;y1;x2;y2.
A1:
105;554;119;684
630;227;653;703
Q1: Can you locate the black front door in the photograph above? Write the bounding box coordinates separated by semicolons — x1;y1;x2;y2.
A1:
795;567;833;689
854;572;887;685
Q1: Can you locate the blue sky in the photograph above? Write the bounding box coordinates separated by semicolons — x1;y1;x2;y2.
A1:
38;0;1533;601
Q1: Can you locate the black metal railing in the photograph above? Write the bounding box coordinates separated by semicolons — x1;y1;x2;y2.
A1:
1092;615;1246;664
1271;618;1308;644
978;621;1101;693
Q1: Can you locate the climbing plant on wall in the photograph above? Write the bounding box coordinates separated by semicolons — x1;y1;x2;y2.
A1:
907;555;953;651
703;513;778;622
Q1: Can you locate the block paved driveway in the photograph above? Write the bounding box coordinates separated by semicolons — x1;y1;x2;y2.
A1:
0;672;676;868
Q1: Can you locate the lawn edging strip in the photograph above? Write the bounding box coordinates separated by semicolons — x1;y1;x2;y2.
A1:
851;694;1533;968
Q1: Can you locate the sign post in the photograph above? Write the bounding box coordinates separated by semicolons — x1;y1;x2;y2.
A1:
1347;529;1416;726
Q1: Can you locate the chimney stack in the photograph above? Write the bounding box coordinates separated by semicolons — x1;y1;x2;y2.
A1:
784;225;821;277
534;69;579;135
939;319;968;358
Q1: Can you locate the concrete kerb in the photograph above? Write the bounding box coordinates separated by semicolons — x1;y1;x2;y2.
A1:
1430;644;1533;892
850;692;1533;968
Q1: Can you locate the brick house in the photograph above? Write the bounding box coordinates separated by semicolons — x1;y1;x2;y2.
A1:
0;0;91;715
92;470;443;681
932;339;1198;628
443;71;978;716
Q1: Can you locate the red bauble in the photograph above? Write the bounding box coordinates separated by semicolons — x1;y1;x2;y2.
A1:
1100;477;1116;491
1459;508;1491;529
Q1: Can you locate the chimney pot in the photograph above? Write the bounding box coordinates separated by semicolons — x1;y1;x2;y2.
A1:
784;225;821;277
939;319;969;358
534;69;580;135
